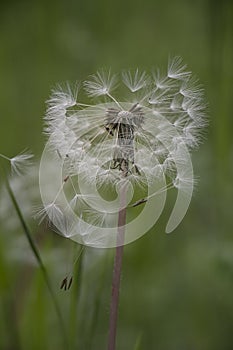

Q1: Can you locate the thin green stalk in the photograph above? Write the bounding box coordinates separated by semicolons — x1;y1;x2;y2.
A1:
133;332;143;350
5;178;68;348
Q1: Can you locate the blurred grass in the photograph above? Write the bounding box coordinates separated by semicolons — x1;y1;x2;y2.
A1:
0;0;233;349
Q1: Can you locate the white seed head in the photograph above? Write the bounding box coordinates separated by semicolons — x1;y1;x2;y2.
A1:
44;57;207;190
39;57;207;246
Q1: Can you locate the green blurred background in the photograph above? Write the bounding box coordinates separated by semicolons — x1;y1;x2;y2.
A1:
0;0;233;349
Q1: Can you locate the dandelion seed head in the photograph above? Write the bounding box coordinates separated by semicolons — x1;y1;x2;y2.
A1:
39;57;208;246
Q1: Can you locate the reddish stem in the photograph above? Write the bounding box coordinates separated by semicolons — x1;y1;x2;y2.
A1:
107;183;127;350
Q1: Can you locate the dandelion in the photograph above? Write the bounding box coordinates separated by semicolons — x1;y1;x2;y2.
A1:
40;56;207;243
40;57;207;350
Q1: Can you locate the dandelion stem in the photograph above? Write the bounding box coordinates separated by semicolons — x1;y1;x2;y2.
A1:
5;178;68;348
108;181;127;350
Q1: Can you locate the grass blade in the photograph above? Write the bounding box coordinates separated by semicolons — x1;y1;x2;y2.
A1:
5;178;68;348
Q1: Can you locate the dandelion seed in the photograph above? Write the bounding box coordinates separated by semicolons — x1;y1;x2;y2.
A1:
10;153;33;175
0;151;33;175
122;69;149;92
168;56;191;80
60;276;73;291
152;69;177;89
35;203;62;225
84;69;118;97
60;276;68;290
